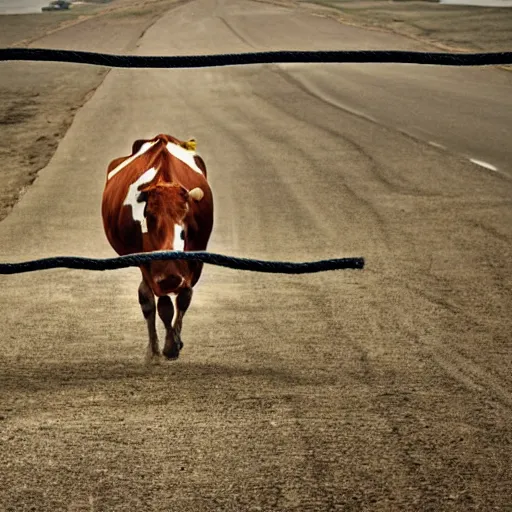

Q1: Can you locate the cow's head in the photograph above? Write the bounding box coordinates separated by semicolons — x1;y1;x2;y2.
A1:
137;182;203;250
136;182;204;294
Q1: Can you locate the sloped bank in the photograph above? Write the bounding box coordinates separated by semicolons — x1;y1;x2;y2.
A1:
0;0;187;222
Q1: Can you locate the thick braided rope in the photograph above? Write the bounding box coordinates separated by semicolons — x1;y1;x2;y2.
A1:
0;251;364;275
1;48;511;68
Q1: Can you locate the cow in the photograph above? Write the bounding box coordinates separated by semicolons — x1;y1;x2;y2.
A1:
101;133;214;360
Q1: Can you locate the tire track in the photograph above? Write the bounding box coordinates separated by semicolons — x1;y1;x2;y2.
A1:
390;279;512;410
216;15;258;50
246;74;393;251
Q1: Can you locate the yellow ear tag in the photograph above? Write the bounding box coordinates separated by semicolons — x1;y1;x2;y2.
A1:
182;139;197;151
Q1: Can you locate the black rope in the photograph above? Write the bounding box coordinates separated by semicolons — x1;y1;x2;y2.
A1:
0;251;364;275
1;48;511;68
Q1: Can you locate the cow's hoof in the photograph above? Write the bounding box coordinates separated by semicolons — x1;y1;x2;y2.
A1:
145;345;161;363
163;343;181;360
145;352;162;365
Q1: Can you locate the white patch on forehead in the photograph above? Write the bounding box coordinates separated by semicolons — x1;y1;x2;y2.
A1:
174;224;185;251
166;142;203;174
123;167;158;233
108;140;158;181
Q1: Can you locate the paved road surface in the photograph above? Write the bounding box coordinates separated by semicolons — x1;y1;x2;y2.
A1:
1;0;511;509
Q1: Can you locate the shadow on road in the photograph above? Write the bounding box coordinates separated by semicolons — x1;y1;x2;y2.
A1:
1;357;329;394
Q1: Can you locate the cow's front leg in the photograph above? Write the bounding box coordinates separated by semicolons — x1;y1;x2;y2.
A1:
138;279;160;359
159;288;193;360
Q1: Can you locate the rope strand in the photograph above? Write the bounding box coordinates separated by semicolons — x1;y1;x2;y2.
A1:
0;251;364;275
1;48;511;68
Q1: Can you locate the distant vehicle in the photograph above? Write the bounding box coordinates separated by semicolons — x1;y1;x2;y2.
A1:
42;0;71;11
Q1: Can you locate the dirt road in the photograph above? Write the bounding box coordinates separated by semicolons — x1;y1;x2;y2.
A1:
1;0;511;510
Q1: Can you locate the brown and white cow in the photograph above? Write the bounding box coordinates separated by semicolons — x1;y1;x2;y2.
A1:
102;134;214;360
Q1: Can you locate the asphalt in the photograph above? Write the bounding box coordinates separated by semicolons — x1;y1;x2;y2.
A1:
1;0;511;510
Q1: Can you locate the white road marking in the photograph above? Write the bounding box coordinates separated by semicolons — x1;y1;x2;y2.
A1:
107;140;158;181
123;167;158;233
469;158;498;172
166;142;203;174
174;224;185;251
427;142;499;173
428;141;446;150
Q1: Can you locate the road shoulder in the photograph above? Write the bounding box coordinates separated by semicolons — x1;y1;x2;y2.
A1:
0;0;188;222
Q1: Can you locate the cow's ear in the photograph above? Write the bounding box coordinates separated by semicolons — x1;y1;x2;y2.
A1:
132;139;149;155
193;155;207;177
188;187;204;202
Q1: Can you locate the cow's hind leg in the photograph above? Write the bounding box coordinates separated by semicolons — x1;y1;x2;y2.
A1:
138;279;160;359
159;288;193;360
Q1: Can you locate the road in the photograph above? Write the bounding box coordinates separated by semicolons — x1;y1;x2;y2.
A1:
1;0;511;510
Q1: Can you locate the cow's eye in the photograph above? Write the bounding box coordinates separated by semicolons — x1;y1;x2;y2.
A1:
180;230;185;240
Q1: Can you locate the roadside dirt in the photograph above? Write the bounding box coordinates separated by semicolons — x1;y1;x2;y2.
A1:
332;0;512;53
286;0;512;54
0;0;188;223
